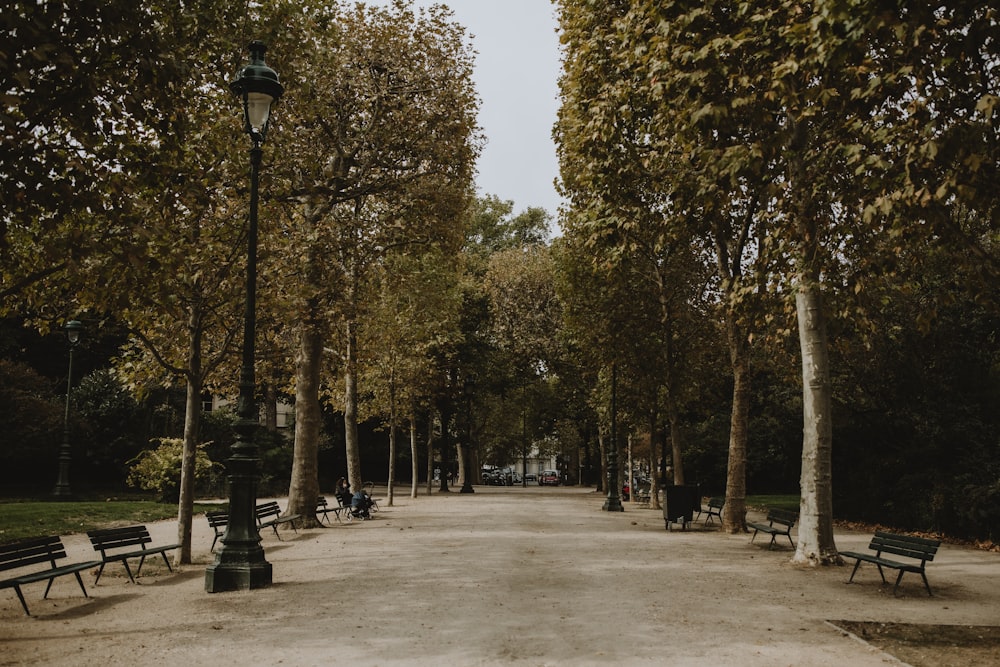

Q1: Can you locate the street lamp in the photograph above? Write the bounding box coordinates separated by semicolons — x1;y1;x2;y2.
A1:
603;362;624;511
52;320;83;500
460;377;476;494
206;40;284;593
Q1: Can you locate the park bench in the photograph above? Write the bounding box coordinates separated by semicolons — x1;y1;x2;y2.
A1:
87;525;180;585
206;510;228;552
1;535;101;616
702;496;724;524
634;485;651;507
256;501;302;540
316;496;352;524
747;508;797;549
841;531;942;596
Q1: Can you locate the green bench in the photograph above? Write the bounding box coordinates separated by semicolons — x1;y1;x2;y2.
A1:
206;510;229;552
702;496;724;524
1;535;101;615
841;531;942;596
316;496;352;524
748;508;797;549
256;501;302;540
87;525;179;584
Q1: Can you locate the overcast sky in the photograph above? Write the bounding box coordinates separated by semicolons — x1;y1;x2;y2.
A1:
371;0;564;216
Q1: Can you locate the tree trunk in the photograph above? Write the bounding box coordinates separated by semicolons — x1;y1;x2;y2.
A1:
426;412;435;495
263;382;278;432
793;284;840;565
648;409;661;510
387;374;396;507
722;316;750;534
596;429;606;493
345;318;362;491
667;409;685;486
287;320;323;526
175;373;201;565
410;413;419;498
175;310;202;565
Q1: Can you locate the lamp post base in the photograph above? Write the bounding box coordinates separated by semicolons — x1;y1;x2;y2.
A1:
460;484;475;494
205;558;272;592
602;496;625;512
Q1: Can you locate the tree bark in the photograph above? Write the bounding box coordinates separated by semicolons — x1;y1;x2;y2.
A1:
792;284;840;565
175;309;202;565
410;413;419;498
345;318;362;491
387;373;396;507
287;320;323;526
722;316;750;534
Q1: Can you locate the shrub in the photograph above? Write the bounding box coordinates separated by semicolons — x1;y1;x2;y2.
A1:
126;438;221;502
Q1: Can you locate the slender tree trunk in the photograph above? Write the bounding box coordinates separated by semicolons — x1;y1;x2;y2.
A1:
596;429;606;493
263;383;278;432
723;317;750;534
793;284;840;564
176;373;200;565
387;374;396;507
345;319;361;491
667;409;685;485
175;309;202;565
287;319;323;526
649;409;661;510
410;413;419;498
426;412;435;495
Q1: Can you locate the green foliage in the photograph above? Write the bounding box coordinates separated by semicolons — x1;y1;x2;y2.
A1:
126;438;221;503
0;360;62;490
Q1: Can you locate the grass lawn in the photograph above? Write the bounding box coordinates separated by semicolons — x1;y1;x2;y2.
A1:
0;500;222;542
745;494;800;512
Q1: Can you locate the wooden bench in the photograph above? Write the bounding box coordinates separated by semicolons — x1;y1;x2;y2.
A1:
748;508;797;549
635;485;651;507
206;510;228;552
702;496;724;524
87;525;180;584
841;531;942;596
316;496;352;524
256;501;302;540
1;535;101;615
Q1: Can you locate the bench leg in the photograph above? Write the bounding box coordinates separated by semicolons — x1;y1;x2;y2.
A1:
73;571;90;598
919;571;933;596
892;569;906;596
93;562;106;585
158;551;173;573
848;559;864;583
122;560;136;584
749;529;759;543
13;584;30;616
785;533;795;548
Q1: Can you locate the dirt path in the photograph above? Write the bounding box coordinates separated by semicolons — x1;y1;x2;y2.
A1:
2;487;998;666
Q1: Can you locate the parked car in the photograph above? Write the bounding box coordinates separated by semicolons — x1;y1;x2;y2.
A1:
524;473;537;484
539;470;560;486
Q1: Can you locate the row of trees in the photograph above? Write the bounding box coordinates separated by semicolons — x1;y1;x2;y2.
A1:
553;1;1000;560
3;0;998;569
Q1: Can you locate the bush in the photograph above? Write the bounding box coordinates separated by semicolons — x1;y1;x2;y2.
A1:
126;438;221;502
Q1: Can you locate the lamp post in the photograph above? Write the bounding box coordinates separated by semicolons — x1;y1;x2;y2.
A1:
52;320;83;500
206;40;283;593
603;362;624;511
460;377;475;493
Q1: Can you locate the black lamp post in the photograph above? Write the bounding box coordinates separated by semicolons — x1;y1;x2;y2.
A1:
460;377;475;493
603;362;624;511
52;320;83;500
206;40;283;593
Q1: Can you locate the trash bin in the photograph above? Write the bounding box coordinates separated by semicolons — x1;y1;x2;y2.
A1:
662;484;700;531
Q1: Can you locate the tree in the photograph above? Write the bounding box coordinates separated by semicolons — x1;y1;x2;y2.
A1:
267;0;479;519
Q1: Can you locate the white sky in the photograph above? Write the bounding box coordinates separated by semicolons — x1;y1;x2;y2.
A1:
370;0;564;216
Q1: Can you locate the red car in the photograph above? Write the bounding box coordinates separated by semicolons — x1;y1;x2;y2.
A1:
539;470;560;486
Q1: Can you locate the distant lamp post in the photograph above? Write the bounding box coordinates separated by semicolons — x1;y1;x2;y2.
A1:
206;40;283;594
52;320;83;500
460;377;476;494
